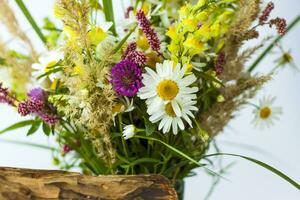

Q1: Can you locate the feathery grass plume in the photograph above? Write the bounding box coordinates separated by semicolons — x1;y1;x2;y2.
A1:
55;0;90;55
220;36;272;82
198;76;270;137
54;0;118;166
221;0;261;81
0;0;37;58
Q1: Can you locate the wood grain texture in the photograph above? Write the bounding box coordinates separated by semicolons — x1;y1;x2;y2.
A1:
0;167;177;200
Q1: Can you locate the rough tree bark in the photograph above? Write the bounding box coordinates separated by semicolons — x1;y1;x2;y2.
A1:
0;167;177;200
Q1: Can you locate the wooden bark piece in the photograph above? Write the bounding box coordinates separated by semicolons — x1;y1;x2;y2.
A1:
0;167;177;200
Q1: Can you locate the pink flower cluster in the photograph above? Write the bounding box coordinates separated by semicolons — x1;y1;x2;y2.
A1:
0;83;16;106
136;10;161;53
270;18;287;36
122;42;147;65
215;52;226;75
259;2;274;24
17;88;59;125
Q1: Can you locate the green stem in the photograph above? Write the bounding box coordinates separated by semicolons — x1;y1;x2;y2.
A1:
248;15;300;73
118;114;129;158
15;0;47;45
102;0;117;36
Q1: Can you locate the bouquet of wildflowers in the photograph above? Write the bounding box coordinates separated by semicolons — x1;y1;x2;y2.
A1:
0;0;299;198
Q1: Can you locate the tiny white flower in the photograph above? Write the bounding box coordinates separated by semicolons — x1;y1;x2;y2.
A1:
252;96;282;129
123;125;136;140
32;50;64;82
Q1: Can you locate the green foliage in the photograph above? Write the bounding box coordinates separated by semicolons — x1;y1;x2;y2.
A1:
0;120;35;134
144;117;156;136
26;119;42;136
15;0;47;45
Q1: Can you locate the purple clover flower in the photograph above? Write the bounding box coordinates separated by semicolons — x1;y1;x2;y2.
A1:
111;60;143;97
28;88;48;102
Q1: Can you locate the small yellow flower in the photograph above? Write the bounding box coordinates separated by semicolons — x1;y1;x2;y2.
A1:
136;35;150;51
183;34;206;56
217;95;225;102
51;78;60;90
166;26;177;40
87;26;107;46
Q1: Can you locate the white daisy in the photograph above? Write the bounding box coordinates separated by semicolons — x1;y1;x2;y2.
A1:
122;125;136;140
149;98;198;135
138;60;199;134
32;50;64;82
252;96;282;129
138;60;198;114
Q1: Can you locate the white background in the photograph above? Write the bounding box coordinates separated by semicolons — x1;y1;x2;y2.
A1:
0;0;299;199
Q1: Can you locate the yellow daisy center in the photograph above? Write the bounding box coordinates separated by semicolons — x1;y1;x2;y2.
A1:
157;80;179;101
260;107;272;119
45;60;58;72
165;103;176;117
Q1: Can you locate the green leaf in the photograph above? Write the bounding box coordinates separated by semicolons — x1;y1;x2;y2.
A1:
37;67;62;80
0;120;34;134
112;25;137;54
42;122;51;136
15;0;47;45
130;158;161;166
27;120;42;136
102;0;116;35
0;57;6;65
144;117;156;136
203;153;300;190
248;15;300;72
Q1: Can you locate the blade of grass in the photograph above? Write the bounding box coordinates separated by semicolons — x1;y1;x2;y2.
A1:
248;15;300;73
102;0;116;36
135;135;203;167
134;135;227;180
0;138;56;151
15;0;47;45
203;153;300;190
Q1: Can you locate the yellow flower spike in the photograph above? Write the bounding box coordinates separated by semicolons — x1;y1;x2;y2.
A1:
183;34;205;55
166;26;177;40
179;6;189;20
196;11;209;21
136;35;150;51
51;78;60;90
168;43;180;57
87;26;107;46
185;63;193;74
196;24;211;41
182;18;198;32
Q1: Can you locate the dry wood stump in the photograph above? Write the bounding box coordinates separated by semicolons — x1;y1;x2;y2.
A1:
0;167;177;200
